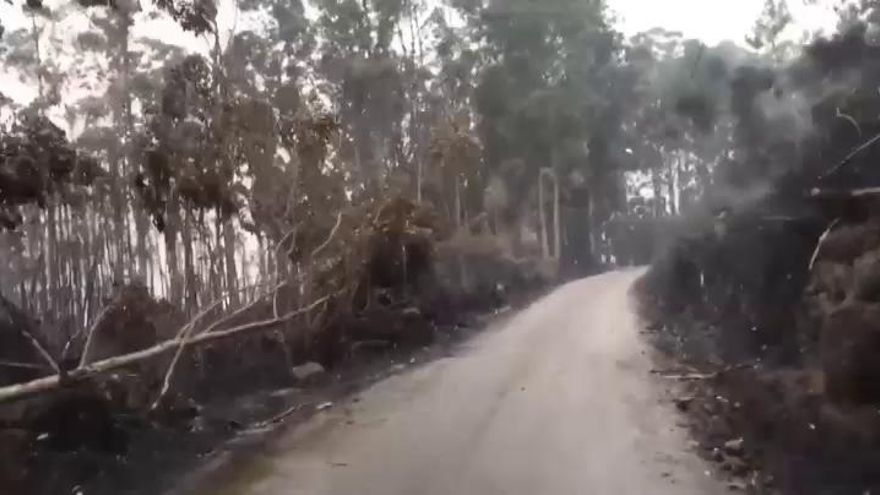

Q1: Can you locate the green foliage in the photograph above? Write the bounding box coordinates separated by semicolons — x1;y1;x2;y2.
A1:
465;0;622;222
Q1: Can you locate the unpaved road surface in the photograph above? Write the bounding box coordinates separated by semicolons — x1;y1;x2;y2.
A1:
201;271;721;495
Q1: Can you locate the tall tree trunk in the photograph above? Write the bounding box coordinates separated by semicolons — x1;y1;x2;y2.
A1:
65;205;79;321
27;12;47;313
182;208;198;314
258;235;268;287
539;167;561;260
164;205;182;309
539;171;549;260
103;221;114;287
120;11;151;286
560;184;593;277
552;173;561;260
46;198;58;316
667;154;678;216
223;220;239;307
28;10;44;112
109;149;126;282
80;216;93;325
34;210;47;315
651;168;664;217
203;234;217;304
587;188;597;266
134;214;150;282
416;160;423;203
454;176;462;229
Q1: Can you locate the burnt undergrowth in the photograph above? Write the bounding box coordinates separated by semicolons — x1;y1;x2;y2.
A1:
0;199;554;494
637;192;880;494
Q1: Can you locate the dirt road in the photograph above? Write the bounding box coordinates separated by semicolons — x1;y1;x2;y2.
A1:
201;270;722;495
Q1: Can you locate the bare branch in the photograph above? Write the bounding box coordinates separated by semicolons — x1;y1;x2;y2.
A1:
80;237;105;327
152;279;298;411
810;186;880;198
199;282;284;336
78;303;114;368
0;297;59;374
809;218;841;272
311;213;344;259
0;360;45;371
0;295;331;405
275;227;296;262
820;131;880;179
150;299;225;411
17;326;59;374
79;279;270;371
250;403;303;430
836;108;862;137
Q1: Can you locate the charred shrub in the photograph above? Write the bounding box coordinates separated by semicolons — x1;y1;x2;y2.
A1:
641;211;823;364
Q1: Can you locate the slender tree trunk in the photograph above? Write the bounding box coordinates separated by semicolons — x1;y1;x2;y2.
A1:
204;240;217;305
28;11;44;111
354;145;366;197
667;155;678;216
27;9;48;308
539;167;561;260
61;205;70;318
454;176;462;229
103;221;114;286
116;10;150;286
223;220;239;307
182;208;198;314
258;235;267;285
417;160;423;203
146;235;155;294
407;2;424;204
539;173;549;260
46;198;58;316
29;209;46;315
587;188;597;264
134;215;150;282
204;223;221;303
157;252;169;302
82;207;93;324
165;206;182;309
66;205;80;322
560;183;593;277
552;173;561;260
651;168;664;217
109;148;126;282
19;282;28;314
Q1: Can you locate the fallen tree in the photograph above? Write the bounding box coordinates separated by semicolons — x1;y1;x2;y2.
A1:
0;295;329;404
0;194;545;408
0;190;557;495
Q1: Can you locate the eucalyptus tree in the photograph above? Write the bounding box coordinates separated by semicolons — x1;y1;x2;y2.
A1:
454;0;625;271
311;0;412;198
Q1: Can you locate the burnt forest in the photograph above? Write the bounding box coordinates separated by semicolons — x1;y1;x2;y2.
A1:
2;0;880;493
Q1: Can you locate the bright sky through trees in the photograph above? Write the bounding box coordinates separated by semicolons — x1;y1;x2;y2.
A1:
610;0;835;45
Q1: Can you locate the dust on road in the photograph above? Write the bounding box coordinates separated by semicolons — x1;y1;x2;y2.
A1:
196;270;722;495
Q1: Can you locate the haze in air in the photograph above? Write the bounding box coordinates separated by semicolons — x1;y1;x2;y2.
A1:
2;1;880;494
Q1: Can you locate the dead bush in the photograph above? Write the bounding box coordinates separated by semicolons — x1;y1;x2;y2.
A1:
821;302;880;404
817;221;880;264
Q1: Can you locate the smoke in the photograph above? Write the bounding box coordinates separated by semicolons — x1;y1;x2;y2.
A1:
662;22;880;208
756;81;814;143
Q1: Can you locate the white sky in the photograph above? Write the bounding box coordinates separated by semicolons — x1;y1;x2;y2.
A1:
0;0;835;44
610;0;837;45
0;0;842;48
0;0;841;106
